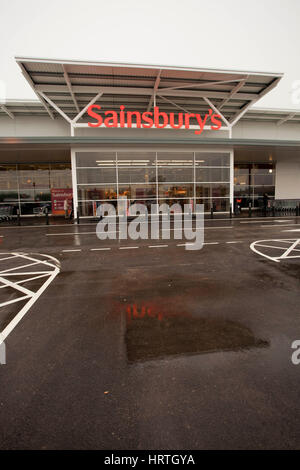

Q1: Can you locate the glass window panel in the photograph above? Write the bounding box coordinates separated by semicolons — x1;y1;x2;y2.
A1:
234;185;251;197
118;167;156;183
50;164;72;188
0;190;19;203
117;152;156;167
253;186;275;197
252;174;275;185
119;184;156;200
234;165;249;173
76;152;117;168
158;184;193;198
78;200;118;217
156;152;193;166
195;153;230;167
196;198;230;212
18;164;51;189
234;174;249;185
158;198;193;212
78;185;117;201
196;167;230;182
77;168;116;184
252;164;274;174
19;189;51;201
157;167;193;182
20;201;51;216
196;183;230;198
0;164;18;190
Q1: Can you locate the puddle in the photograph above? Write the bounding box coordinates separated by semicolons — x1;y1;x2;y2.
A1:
125;303;268;363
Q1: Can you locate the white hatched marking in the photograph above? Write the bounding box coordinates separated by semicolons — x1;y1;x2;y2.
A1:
0;252;60;341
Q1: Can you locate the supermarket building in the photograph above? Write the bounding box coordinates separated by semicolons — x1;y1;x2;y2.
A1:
1;57;300;219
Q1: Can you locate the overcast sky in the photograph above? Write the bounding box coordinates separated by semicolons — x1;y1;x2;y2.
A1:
1;0;300;110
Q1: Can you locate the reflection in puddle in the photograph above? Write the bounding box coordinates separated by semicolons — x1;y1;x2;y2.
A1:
125;303;268;363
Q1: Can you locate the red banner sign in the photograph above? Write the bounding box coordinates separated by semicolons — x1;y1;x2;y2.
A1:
51;188;73;215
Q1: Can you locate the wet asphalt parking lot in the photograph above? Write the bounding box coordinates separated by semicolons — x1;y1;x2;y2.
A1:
0;216;300;449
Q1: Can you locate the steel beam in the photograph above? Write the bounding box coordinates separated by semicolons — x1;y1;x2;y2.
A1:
62;65;80;113
0;105;14;119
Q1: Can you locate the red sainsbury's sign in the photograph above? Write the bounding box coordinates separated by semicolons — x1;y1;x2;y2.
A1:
87;105;222;135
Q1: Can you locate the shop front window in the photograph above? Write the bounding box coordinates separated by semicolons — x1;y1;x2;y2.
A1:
75;151;232;216
234;163;275;207
0;163;71;215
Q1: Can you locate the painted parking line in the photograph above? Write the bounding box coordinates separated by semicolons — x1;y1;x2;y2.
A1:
47;232;96;236
241;220;293;224
281;229;300;232
176;243;196;247
46;226;233;237
260;224;299;228
148;245;169;248
62;249;82;252
119;246;139;250
90;247;111;251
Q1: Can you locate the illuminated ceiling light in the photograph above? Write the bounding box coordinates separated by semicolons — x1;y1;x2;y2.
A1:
118;160;149;163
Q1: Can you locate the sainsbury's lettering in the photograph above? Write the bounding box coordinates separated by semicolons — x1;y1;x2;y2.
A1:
87;105;222;134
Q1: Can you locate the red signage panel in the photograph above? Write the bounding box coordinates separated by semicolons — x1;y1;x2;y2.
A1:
51;188;73;215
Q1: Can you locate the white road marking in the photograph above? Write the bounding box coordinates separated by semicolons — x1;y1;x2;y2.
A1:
281;239;300;258
176;243;195;247
0;253;60;341
254;243;300;252
46;226;233;236
0;273;50;288
119;246;139;250
260;224;298;228
250;238;300;262
0;255;17;261
204;226;233;229
0;261;41;274
226;241;242;244
47;232;96;236
241;220;293;224
281;229;300;232
204;242;219;245
148;245;169;248
90;247;111;251
62;249;82;252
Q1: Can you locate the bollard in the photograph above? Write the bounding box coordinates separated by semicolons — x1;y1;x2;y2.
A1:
76;207;80;225
17;208;21;226
248;203;252;218
272;206;275;217
210;207;213;219
229;203;232;219
45;207;49;225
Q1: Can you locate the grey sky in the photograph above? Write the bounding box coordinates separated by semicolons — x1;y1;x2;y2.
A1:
1;0;300;110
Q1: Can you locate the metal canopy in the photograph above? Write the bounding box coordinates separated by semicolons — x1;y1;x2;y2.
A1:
13;57;283;134
3;101;300;127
